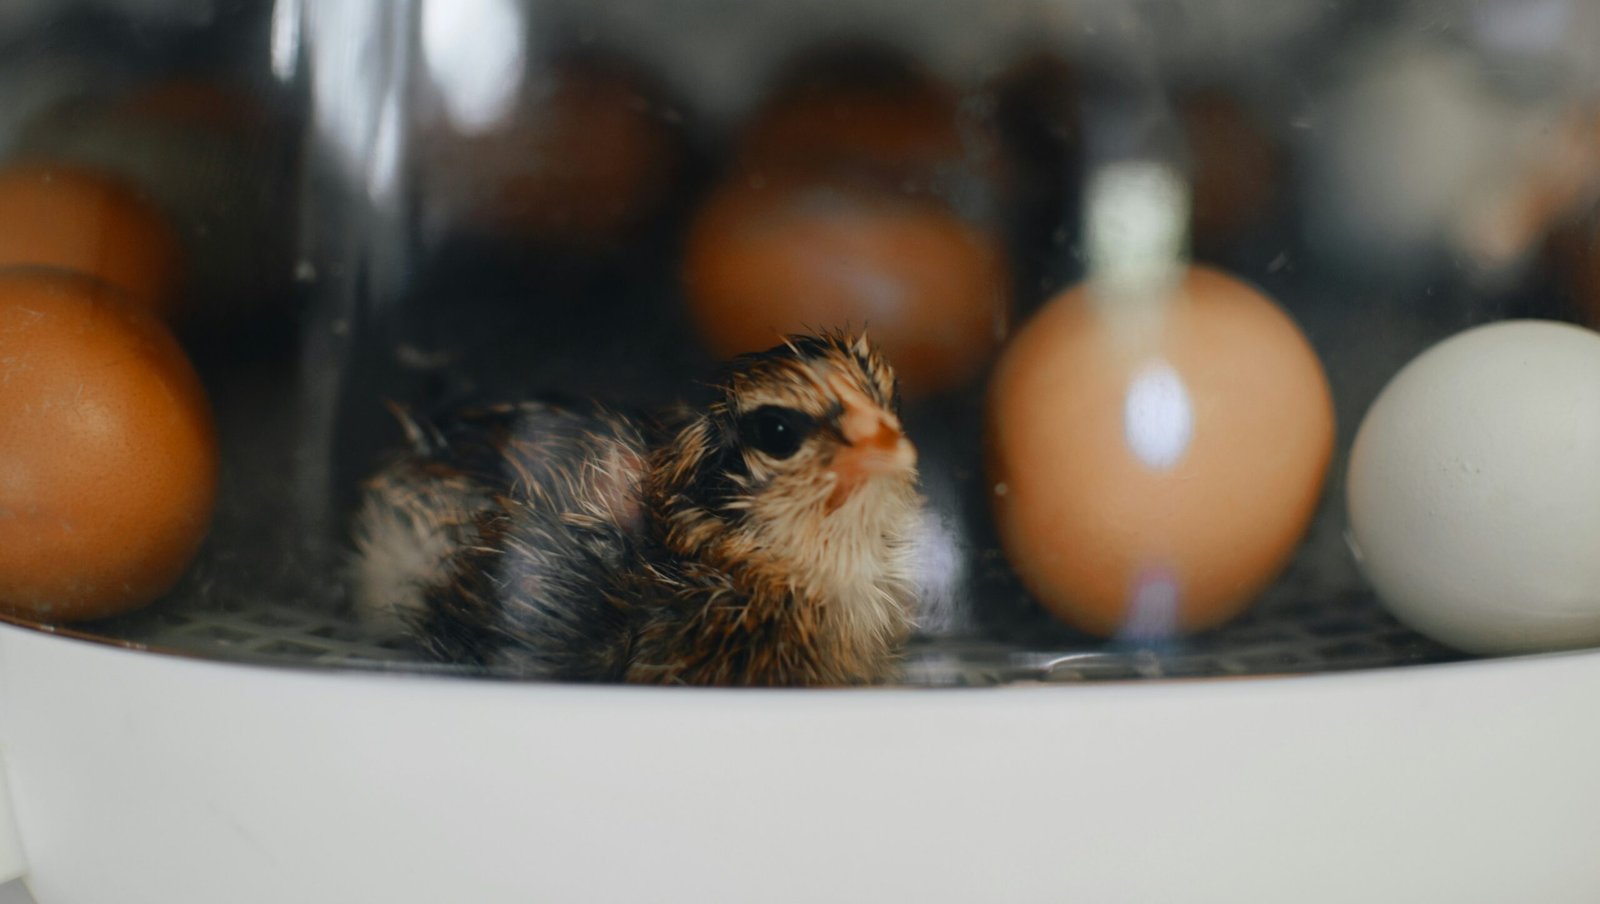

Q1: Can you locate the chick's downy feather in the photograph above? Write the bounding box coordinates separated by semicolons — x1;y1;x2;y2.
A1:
349;332;923;686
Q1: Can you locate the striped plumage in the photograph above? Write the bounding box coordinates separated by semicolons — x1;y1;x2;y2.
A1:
349;331;923;686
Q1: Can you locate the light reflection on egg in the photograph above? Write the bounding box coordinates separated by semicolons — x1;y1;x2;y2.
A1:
1123;361;1194;471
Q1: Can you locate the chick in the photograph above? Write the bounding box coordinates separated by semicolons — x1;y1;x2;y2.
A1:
350;332;923;686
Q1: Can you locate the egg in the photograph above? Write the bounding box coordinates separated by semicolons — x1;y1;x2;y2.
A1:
17;80;296;326
1179;90;1281;251
683;174;1010;397
1346;320;1600;655
1554;211;1600;325
986;265;1334;638
744;62;956;176
990;52;1080;171
419;56;683;252
0;162;181;318
684;46;1014;395
989;52;1081;243
736;46;1009;223
0;269;217;621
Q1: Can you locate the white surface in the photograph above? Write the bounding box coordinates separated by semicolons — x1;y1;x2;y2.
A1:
1347;320;1600;654
0;755;26;889
0;626;1597;903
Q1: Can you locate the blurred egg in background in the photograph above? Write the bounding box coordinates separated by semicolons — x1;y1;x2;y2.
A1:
1301;21;1600;289
1177;89;1283;255
416;51;688;256
683;174;1009;398
683;43;1013;398
0;162;181;317
14;77;299;329
735;44;1010;218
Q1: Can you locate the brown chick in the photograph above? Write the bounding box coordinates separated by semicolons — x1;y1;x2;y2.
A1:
349;332;923;686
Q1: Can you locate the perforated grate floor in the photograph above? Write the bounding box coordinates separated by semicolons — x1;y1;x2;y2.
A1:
6;580;1461;685
15;510;1463;687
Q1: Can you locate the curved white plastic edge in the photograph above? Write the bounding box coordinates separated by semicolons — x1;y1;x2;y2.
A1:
0;622;1597;904
0;755;25;888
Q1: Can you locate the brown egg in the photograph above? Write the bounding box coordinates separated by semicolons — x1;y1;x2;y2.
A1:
1566;214;1600;323
421;56;683;252
15;79;297;326
990;52;1081;165
986;265;1333;638
738;47;1008;219
744;63;960;175
0;163;181;318
0;269;217;621
120;79;276;132
989;52;1081;226
1476;111;1600;274
684;174;1010;397
1179;91;1282;251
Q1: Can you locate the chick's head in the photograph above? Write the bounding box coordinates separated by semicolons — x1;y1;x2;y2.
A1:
653;331;921;573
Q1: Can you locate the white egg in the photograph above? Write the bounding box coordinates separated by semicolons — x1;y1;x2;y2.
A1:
1347;320;1600;654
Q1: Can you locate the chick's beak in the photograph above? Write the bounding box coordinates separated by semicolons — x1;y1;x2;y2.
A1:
825;375;916;510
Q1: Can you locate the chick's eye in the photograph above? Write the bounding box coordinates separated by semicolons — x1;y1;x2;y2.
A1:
738;406;812;460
